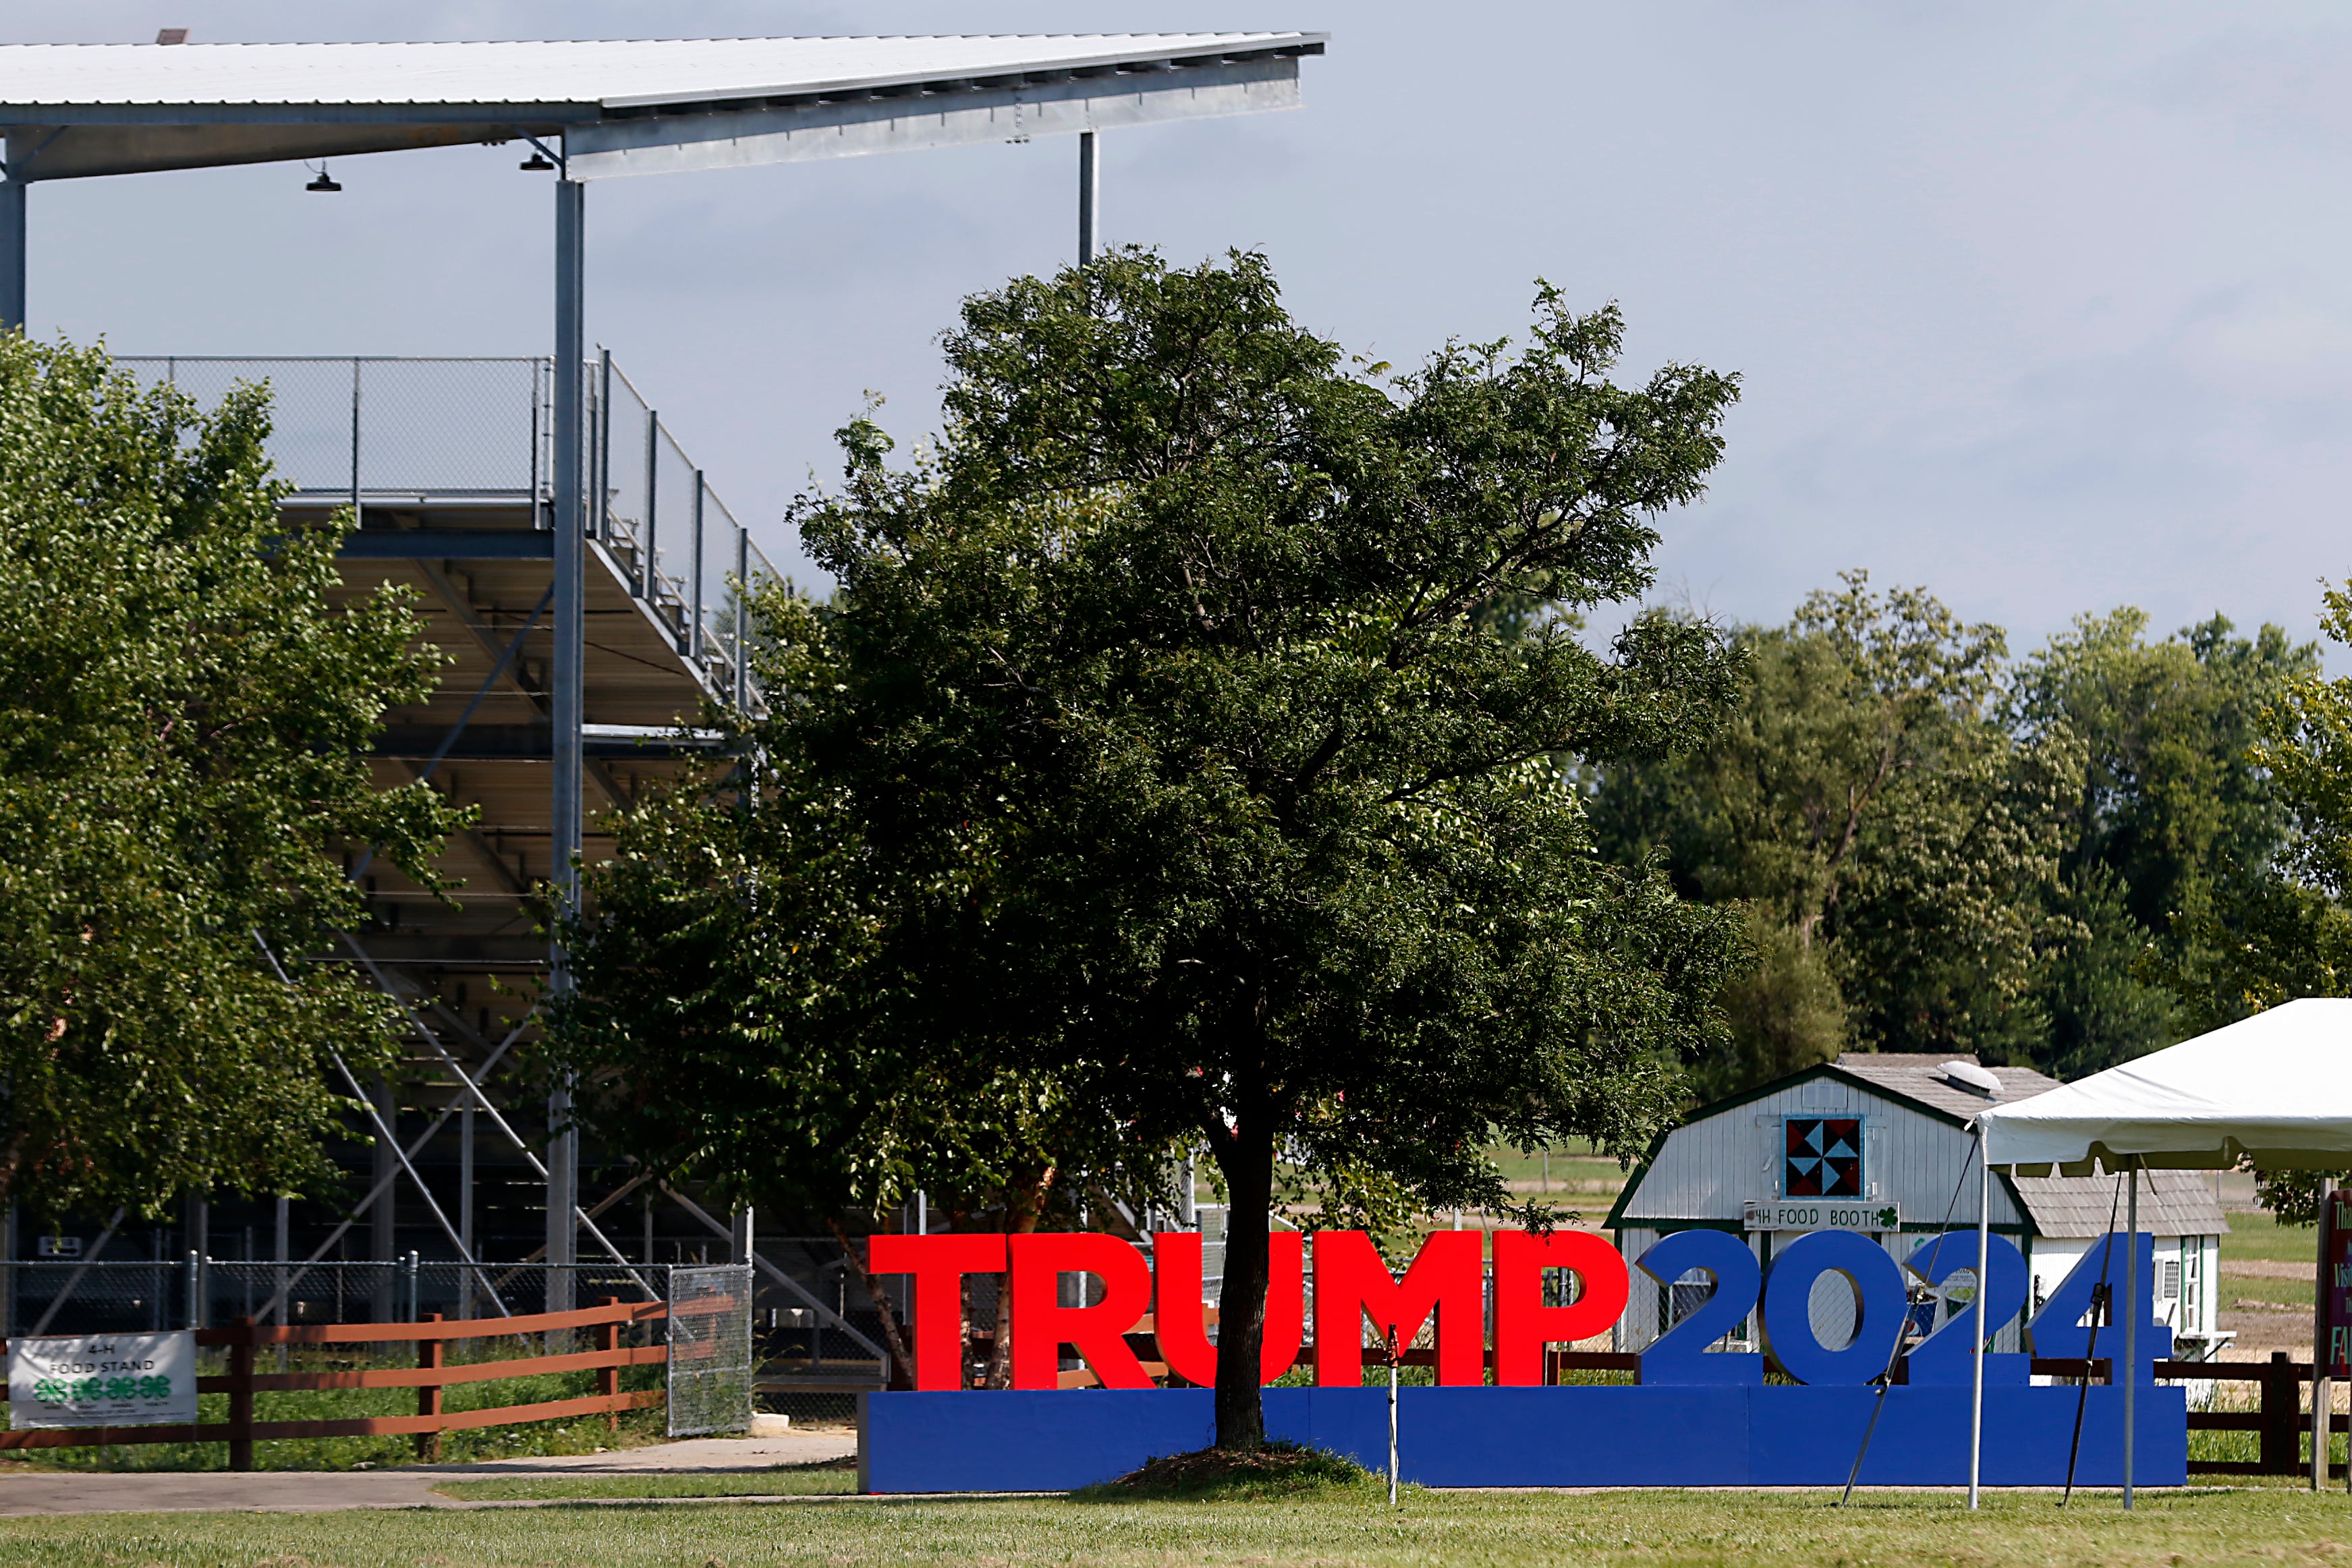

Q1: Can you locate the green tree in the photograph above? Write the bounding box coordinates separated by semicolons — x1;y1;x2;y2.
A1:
0;337;461;1221
554;765;1137;1385
560;251;1747;1449
1596;573;2077;1091
2172;586;2352;1219
2010;608;2312;1071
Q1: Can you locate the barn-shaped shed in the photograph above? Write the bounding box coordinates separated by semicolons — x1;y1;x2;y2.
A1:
1605;1053;2231;1361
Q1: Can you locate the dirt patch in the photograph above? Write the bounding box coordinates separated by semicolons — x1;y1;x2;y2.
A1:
1079;1441;1376;1501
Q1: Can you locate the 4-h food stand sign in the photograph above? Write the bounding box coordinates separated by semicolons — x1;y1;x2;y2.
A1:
7;1332;197;1430
858;1227;2184;1492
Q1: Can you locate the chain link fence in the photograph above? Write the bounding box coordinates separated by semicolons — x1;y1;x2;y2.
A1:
666;1264;754;1437
119;356;546;497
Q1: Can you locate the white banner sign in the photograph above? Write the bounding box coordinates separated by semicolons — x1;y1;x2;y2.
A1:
1743;1199;1901;1234
7;1331;197;1429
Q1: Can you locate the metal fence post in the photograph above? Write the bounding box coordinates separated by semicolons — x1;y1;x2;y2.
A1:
530;358;544;521
733;526;749;709
642;408;659;599
184;1250;202;1330
348;358;362;521
690;472;705;659
405;1250;420;1322
597;347;613;542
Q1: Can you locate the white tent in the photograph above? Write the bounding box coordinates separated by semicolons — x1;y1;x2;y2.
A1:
1965;999;2352;1509
1978;999;2352;1175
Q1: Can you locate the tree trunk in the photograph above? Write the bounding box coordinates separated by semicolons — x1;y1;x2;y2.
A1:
983;1165;1056;1390
829;1219;916;1389
1212;1108;1276;1451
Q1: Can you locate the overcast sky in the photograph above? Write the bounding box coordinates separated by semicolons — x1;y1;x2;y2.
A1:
9;2;2351;661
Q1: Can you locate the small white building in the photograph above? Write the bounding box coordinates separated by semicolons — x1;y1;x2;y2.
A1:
1606;1053;2230;1361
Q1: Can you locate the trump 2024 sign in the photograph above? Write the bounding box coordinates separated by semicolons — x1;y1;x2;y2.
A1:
857;1226;2185;1493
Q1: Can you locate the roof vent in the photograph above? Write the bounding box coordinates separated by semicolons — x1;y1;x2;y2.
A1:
155;28;188;45
1939;1060;2003;1098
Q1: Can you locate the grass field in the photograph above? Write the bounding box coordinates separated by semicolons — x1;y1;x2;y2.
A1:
432;1459;856;1501
7;1484;2352;1565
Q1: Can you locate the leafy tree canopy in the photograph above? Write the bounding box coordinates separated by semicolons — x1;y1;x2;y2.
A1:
1595;573;2080;1094
1596;582;2305;1097
0;337;462;1220
558;250;1748;1447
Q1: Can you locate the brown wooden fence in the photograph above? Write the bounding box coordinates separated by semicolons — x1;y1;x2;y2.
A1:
0;1297;669;1470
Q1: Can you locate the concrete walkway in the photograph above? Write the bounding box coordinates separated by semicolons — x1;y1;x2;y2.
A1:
0;1428;860;1515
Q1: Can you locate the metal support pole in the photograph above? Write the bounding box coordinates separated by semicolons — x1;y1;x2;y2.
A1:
372;1075;398;1264
642;407;659;598
1181;1152;1197;1227
1077;130;1099;264
731;1206;754;1266
405;1250;421;1322
0;174;24;334
548;172;586;1316
2125;1159;2139;1511
2320;1175;2336;1492
1970;1129;1988;1509
185;1250;202;1330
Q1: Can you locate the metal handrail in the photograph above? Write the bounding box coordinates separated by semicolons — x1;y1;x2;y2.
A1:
114;352;777;707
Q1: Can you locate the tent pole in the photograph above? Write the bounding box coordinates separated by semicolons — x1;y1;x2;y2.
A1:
1970;1126;1988;1509
2124;1158;2137;1511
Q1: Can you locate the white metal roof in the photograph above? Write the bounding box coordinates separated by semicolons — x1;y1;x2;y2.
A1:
0;35;1318;109
0;34;1326;181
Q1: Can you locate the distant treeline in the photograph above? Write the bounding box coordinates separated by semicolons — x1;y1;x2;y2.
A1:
1590;569;2334;1100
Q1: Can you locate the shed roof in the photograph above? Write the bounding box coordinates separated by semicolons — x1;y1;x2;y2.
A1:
1832;1053;2062;1121
1609;1051;2233;1238
1828;1053;2229;1235
2010;1169;2228;1238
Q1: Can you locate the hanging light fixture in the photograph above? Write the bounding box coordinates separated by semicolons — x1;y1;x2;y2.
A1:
519;149;555;172
304;161;341;193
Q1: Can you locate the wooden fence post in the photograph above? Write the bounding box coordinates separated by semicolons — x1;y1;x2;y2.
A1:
416;1313;443;1461
2264;1352;2303;1476
227;1316;255;1473
598;1297;620;1432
